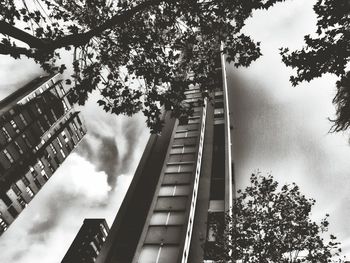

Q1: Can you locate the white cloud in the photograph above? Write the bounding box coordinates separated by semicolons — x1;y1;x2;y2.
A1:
55;153;112;201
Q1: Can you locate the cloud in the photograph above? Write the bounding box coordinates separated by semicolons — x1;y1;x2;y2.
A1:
0;153;114;262
77;132;120;188
0;57;44;100
0;39;149;263
76;91;149;189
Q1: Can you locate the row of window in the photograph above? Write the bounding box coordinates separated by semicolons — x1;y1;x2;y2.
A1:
0;113;29;142
0;214;8;233
0;106;58;146
214;91;225;123
138;96;203;261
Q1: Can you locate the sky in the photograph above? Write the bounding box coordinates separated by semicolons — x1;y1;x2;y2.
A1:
0;59;150;261
1;0;350;262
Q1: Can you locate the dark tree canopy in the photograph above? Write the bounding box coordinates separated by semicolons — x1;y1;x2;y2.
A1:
0;0;286;132
281;0;350;133
208;174;344;263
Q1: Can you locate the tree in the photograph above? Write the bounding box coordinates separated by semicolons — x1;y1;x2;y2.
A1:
207;174;344;262
280;0;350;133
0;0;286;132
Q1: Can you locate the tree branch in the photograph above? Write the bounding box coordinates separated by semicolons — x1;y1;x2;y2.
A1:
1;0;165;52
0;43;33;58
0;21;46;48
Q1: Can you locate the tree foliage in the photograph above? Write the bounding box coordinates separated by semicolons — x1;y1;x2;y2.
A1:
209;174;344;262
0;0;286;132
280;0;350;133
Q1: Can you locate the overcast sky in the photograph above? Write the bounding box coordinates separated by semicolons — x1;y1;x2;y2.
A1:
1;0;350;262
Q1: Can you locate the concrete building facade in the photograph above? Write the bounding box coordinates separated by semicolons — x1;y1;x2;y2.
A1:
96;53;233;263
61;218;109;263
0;74;86;235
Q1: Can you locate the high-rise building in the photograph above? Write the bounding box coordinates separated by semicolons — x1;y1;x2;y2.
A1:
0;74;87;235
96;53;233;262
61;218;109;263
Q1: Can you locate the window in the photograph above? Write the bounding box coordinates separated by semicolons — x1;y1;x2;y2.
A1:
50;109;57;121
170;145;196;154
173;137;197;146
34;178;41;189
178;117;188;125
17;195;27;208
11;184;21;196
0;215;8;231
37;121;45;132
214;91;224;100
168;153;196;163
159;185;191;196
214;108;224;119
150;212;186;226
165;164;194;173
61;131;69;143
43;115;51;126
21;176;30;186
90;241;99;256
174;130;198;139
184;89;201;95
65;143;71;152
19;113;28;126
49;143;57;154
47;162;54;173
162;173;191;185
62;100;69;112
145;226;182;244
59;85;66;95
25;186;34;197
138;245;159;262
208;200;225;212
60;149;66;158
10;120;19;133
2;127;11;142
41;170;48;181
76;116;82;125
80;128;85;136
214;101;224;109
188;116;201;124
8;206;18;218
3;149;14;163
22;133;32;148
100;224;109;237
57;138;63;148
54;156;60;165
72;122;78;131
165;165;180;173
67;126;73;136
35;103;42;114
38;160;44;169
14;141;23;154
155;196;187;211
0;193;12;206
